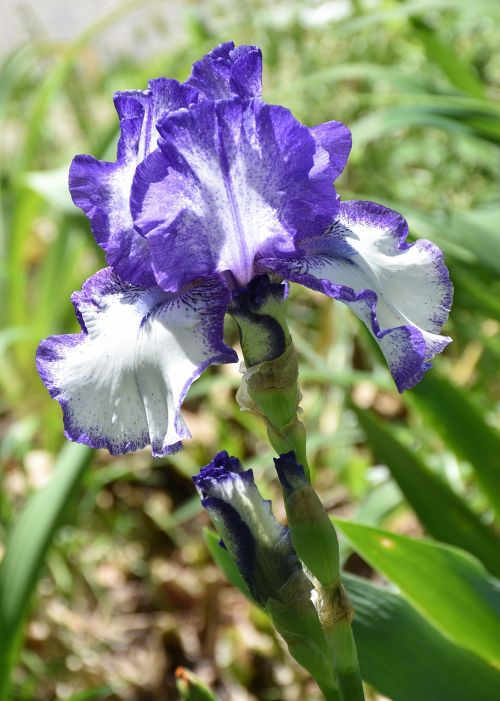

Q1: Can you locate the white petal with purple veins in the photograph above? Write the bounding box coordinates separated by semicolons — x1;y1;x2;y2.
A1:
36;269;237;456
260;200;452;391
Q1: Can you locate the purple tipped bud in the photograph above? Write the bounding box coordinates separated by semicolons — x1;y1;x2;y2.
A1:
274;451;308;495
274;452;340;587
194;451;310;606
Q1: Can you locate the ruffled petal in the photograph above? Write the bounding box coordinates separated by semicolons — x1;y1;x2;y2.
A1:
131;98;339;292
309;120;352;182
113;79;199;161
186;41;262;100
260;200;452;391
69;80;198;287
69;156;155;287
36;269;237;456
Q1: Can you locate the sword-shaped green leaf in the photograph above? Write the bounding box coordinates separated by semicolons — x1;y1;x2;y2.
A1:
345;574;500;701
354;406;500;576
336;520;500;666
0;443;93;701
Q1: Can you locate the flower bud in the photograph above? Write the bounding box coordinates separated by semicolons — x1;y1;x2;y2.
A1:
175;667;220;701
193;451;311;607
194;451;340;698
274;452;340;587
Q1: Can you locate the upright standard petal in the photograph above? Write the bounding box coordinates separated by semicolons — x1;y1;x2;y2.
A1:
36;269;237;456
69;80;198;287
186;41;262;100
260;201;452;391
131;98;340;292
308;120;352;183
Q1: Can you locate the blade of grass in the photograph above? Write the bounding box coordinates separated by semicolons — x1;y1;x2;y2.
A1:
0;443;93;701
410;17;485;98
6;0;157;331
407;373;500;519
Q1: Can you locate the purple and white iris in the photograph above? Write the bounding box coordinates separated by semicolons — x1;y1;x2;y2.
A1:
37;41;452;456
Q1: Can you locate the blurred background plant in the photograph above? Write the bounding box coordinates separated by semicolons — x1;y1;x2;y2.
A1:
1;0;500;700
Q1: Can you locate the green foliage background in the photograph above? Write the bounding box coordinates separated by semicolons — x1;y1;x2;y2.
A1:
1;1;499;699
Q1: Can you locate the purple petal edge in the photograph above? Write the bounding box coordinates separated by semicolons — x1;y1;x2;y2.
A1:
36;269;237;457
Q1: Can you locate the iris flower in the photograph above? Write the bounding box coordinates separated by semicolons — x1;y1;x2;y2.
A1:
37;42;452;456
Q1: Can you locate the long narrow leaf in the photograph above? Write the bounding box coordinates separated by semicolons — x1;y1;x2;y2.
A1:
408;373;500;519
411;17;485;98
353;407;500;576
336;520;500;666
0;443;93;701
345;574;500;701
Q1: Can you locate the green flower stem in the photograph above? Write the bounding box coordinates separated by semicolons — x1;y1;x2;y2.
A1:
269;604;343;701
320;582;365;701
326;620;365;701
267;417;310;478
230;276;312;477
231;280;363;698
237;341;311;479
279;473;365;701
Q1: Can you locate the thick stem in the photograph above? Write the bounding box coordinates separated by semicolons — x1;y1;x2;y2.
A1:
267;418;311;479
326;621;365;701
321;585;365;701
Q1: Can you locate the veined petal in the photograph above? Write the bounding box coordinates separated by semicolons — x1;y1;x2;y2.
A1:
131;98;339;292
309;120;352;182
194;451;304;604
69;156;155;287
36;269;237;456
69;80;198;287
113;79;199;162
186;41;262;100
260;200;452;391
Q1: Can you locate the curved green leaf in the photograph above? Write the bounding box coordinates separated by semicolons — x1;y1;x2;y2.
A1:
335;520;500;666
0;443;93;701
346;574;500;701
354;406;500;576
408;373;500;519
